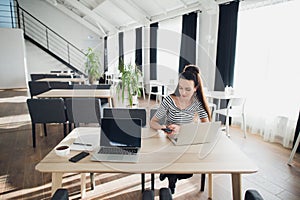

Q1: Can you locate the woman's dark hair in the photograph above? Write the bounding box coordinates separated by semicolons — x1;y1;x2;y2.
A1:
172;66;212;121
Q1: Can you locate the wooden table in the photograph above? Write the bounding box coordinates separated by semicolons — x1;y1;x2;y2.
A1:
37;78;86;84
36;89;113;107
35;127;258;199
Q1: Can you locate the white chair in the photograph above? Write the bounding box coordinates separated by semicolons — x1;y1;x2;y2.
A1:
213;97;246;138
147;81;168;106
138;74;146;100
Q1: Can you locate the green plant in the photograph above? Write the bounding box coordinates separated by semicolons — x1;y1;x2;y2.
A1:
117;62;142;106
85;47;101;84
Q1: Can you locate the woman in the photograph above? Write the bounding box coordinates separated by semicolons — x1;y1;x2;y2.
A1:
150;70;211;193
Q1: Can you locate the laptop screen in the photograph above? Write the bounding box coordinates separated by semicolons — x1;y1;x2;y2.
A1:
100;118;142;147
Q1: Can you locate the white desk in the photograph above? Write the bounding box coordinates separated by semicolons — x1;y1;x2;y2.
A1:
36;127;258;200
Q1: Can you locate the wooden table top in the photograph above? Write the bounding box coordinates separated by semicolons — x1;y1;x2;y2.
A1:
36;127;258;174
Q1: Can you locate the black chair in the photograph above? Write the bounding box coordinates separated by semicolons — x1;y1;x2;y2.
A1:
27;98;67;148
142;188;173;200
103;108;146;127
30;74;45;81
44;74;60;78
51;189;69;200
244;189;264;200
49;81;72;89
65;98;101;130
28;81;51;98
50;70;63;73
150;108;206;192
65;97;101;190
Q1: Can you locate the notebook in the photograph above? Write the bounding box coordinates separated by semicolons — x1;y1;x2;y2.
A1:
91;118;142;163
167;121;221;146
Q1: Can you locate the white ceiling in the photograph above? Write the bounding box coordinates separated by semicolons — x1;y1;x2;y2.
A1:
45;0;288;37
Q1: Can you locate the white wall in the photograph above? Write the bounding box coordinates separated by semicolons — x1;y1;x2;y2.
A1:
157;16;182;88
18;0;102;75
0;28;27;89
197;9;219;91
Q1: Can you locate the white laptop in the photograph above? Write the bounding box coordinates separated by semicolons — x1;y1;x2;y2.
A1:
167;121;221;146
91;118;142;163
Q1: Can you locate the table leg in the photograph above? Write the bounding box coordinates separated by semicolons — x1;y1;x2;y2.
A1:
81;173;87;198
208;174;213;199
51;172;63;196
288;130;300;165
217;99;221;121
108;97;114;108
231;173;242;200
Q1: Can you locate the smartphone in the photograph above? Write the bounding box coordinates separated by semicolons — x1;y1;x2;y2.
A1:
161;128;172;134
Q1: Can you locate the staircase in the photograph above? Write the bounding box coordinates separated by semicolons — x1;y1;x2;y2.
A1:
0;0;87;75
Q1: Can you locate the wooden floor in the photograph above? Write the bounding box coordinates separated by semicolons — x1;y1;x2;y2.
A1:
0;88;299;200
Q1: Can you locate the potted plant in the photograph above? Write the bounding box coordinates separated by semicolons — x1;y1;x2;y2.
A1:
85;47;102;84
117;62;142;107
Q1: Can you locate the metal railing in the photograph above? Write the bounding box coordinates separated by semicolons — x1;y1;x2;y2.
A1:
0;0;87;75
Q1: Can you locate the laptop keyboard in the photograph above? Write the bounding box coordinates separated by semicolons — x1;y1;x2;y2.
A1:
98;147;138;155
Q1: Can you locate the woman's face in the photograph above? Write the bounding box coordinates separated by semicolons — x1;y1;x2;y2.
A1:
178;78;196;100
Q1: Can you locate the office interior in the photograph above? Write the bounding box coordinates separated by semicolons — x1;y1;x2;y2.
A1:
0;0;299;199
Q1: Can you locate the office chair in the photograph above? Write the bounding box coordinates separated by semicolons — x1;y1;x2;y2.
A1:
148;81;169;106
51;189;69;200
49;81;72;89
142;188;173;200
65;98;101;130
30;73;45;81
65;97;101;190
213;97;246;138
27;98;67;148
103;108;147;127
28;81;51;98
244;189;264;200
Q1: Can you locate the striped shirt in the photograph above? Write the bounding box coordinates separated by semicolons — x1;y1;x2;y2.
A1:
155;95;208;125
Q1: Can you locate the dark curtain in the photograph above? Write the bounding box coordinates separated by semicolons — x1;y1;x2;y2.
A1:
118;32;124;71
179;12;197;73
150;23;158;80
214;1;239;91
135;27;143;72
293;110;300;153
104;36;108;71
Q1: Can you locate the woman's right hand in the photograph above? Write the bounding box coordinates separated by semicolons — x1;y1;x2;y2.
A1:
166;124;180;134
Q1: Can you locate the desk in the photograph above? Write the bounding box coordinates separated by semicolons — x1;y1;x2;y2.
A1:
36;89;113;107
36;127;258;200
206;91;241;109
37;78;86;84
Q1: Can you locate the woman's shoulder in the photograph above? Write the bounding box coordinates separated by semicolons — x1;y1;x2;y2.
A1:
162;95;176;106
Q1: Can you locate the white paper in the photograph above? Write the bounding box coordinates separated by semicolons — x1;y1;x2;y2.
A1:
70;134;99;151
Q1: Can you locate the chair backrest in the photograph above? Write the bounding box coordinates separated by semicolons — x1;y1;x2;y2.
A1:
49;81;72;89
150;108;165;125
27;98;67;123
28;81;50;98
227;97;246;111
44;74;59;78
103;108;147;127
65;98;101;125
30;74;45;81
